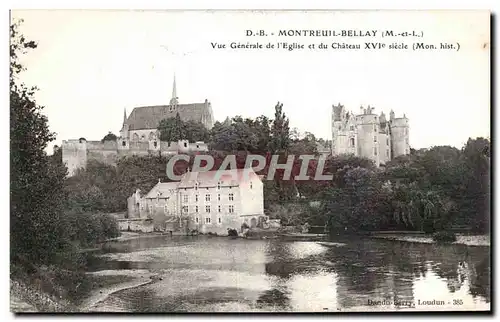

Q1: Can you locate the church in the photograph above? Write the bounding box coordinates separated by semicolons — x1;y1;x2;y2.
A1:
119;76;215;141
61;76;212;177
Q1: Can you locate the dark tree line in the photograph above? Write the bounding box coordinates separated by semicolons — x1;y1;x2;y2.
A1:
11;21;119;268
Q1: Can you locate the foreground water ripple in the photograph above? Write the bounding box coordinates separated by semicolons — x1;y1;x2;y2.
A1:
82;235;490;312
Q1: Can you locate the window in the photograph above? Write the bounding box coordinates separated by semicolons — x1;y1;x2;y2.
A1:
373;124;377;131
217;181;221;190
350;125;354;131
184;142;188;148
374;148;378;156
196;145;199;149
229;193;234;201
183;206;188;213
206;205;211;213
229;205;234;213
218;194;221;201
374;135;377;142
205;194;211;202
164;204;168;214
183;195;188;203
350;138;355;147
153;141;157;148
218;205;221;213
195;206;199;213
122;141;126;147
205;217;211;224
250;182;253;189
195;183;198;191
195;195;199;202
195;217;199;223
218;217;222;224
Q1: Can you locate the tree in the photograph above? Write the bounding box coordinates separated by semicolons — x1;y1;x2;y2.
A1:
461;138;490;232
184;120;210;142
10;20;72;264
101;131;117;143
158;115;209;143
289;131;318;155
269;102;290;154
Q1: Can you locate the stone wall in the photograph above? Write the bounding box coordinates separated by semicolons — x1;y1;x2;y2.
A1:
117;219;154;232
61;139;209;177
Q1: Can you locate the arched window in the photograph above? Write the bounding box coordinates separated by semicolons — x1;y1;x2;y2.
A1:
149;132;156;140
133;133;139;141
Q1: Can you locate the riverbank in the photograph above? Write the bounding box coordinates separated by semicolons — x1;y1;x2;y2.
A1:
80;269;157;312
10;279;73;313
371;233;490;247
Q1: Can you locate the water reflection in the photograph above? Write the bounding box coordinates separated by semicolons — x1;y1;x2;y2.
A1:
86;236;490;312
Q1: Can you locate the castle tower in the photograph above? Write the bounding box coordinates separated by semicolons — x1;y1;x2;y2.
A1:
378;111;392;164
389;112;410;158
355;105;380;166
62;139;88;177
331;103;346;155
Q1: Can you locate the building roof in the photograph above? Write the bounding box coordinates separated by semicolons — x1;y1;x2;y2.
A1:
144;181;179;199
126;103;211;130
178;168;261;189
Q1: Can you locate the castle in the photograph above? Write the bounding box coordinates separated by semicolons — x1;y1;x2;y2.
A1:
62;76;214;176
331;104;410;166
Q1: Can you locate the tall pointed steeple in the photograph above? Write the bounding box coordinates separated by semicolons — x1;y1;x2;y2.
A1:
123;108;127;125
170;74;178;106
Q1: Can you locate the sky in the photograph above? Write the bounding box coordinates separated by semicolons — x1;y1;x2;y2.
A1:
11;10;490;152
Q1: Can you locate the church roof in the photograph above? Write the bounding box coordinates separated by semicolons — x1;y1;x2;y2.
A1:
126;103;211;130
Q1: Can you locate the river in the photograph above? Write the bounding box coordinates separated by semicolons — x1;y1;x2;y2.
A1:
80;235;490;312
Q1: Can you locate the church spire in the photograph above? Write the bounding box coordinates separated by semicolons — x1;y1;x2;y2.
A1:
170;74;178;106
123;108;127;125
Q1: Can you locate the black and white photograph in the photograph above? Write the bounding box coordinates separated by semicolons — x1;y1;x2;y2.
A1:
9;9;491;313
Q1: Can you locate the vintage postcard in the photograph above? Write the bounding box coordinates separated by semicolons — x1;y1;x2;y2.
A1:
10;9;490;313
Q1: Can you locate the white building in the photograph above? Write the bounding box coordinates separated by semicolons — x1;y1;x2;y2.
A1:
129;168;267;235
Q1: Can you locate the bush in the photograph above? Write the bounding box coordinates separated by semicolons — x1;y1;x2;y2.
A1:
433;231;457;243
65;213;121;247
